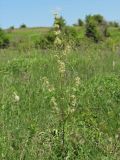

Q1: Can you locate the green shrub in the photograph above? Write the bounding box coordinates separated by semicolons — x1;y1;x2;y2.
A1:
85;15;109;42
61;26;80;47
78;19;84;26
93;14;104;24
103;26;110;37
9;26;14;30
109;21;119;27
85;17;102;42
35;31;55;49
20;24;27;29
0;28;9;48
36;14;80;50
35;26;80;49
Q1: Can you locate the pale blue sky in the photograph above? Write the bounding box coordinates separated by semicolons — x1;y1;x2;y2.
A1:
0;0;120;28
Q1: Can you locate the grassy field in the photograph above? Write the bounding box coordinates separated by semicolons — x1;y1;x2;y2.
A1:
0;27;120;159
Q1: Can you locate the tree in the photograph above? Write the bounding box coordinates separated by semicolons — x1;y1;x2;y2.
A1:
20;24;27;29
93;14;104;24
85;14;109;42
9;26;14;30
109;21;119;27
85;17;102;42
78;19;84;26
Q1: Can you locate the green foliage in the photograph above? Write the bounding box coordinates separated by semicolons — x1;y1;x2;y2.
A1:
54;15;66;31
104;26;110;37
35;15;80;49
61;26;80;47
78;19;84;26
0;28;9;48
85;15;109;42
2;15;120;51
35;31;55;49
85;17;102;42
9;26;14;30
93;14;104;24
20;24;27;29
109;21;119;27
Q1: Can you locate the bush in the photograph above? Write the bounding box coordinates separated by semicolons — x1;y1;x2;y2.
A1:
36;15;82;49
78;19;84;26
109;21;119;27
85;15;109;42
85;17;102;42
93;14;104;24
0;28;9;48
9;26;14;30
103;25;110;37
35;26;80;49
62;26;78;39
35;31;55;49
61;26;80;47
36;14;80;50
20;24;27;29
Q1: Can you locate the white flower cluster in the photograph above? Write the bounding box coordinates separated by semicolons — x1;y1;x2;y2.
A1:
42;77;55;92
57;59;66;74
70;94;77;107
53;13;62;47
75;76;81;87
50;97;57;107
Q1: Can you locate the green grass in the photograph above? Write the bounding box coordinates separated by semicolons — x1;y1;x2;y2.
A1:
0;26;120;159
5;27;50;50
0;41;120;159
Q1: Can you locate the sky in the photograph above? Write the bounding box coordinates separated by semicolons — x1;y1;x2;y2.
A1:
0;0;120;28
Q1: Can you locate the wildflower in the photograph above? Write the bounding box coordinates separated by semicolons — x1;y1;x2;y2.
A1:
54;37;62;46
13;92;20;102
50;97;58;111
54;30;61;36
48;85;55;92
53;12;60;19
62;51;66;57
65;45;71;53
75;76;80;87
68;107;75;114
50;97;57;106
55;14;60;19
42;77;49;89
70;95;76;107
54;24;60;29
42;77;55;92
54;54;60;59
57;60;66;74
42;76;49;83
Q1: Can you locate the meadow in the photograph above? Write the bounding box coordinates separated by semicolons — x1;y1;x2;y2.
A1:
0;22;120;159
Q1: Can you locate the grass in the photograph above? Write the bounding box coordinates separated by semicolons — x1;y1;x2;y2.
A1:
0;27;120;159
